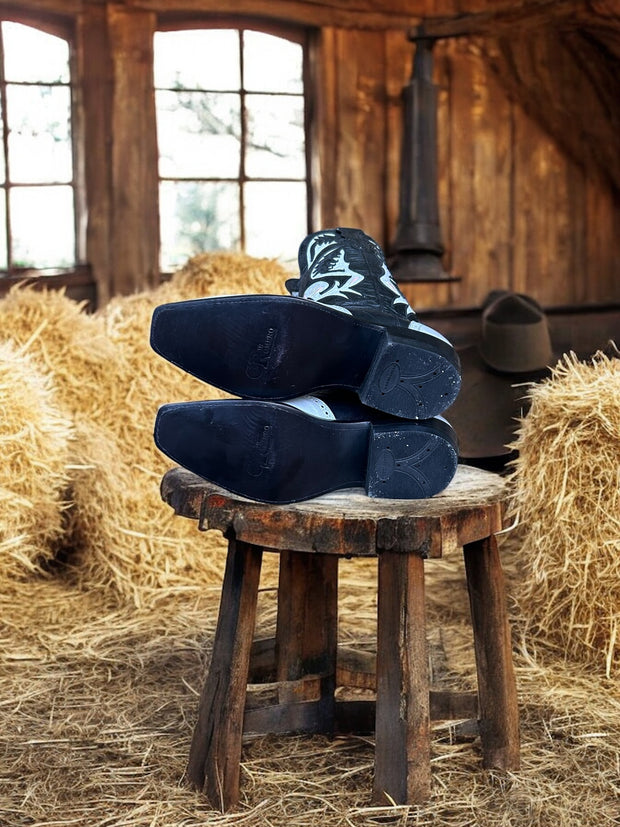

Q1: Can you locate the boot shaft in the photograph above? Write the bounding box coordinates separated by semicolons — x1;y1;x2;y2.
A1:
296;227;418;329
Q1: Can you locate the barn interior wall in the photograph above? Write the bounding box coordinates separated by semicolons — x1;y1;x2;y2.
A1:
1;0;619;326
317;27;619;312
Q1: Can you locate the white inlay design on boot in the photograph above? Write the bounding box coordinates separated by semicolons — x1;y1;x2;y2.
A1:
283;395;336;420
407;318;451;345
379;266;451;345
303;279;360;309
303;234;339;273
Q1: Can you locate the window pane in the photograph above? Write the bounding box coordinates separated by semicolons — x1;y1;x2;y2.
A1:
0;193;7;269
159;180;240;270
154;30;240;91
244;181;306;263
10;186;75;268
246;94;305;179
244;31;303;94
3;22;70;84
7;85;72;183
157;90;240;178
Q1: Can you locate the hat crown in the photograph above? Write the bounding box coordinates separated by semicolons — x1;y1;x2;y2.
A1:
480;293;552;373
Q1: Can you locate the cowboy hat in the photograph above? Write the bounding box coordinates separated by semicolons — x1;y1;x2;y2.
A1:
447;291;560;460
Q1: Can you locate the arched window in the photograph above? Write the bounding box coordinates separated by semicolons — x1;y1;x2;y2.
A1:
154;25;310;271
0;20;78;273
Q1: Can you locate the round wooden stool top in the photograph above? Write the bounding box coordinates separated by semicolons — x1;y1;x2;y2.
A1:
161;464;509;558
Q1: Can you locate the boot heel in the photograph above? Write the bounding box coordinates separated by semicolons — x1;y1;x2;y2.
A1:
359;330;461;419
366;421;458;500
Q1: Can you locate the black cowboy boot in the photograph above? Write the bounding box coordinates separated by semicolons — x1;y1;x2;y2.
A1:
150;228;460;419
154;391;458;504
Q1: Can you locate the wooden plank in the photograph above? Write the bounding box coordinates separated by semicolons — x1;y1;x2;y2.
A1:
76;6;113;304
446;39;475;301
444;39;514;306
249;639;479;720
275;552;338;727
249;638;378;690
132;0;425;29
463;534;520;770
421;0;605;39
186;538;263;811
585;170;620;306
384;30;413;256
245;675;324;709
315;27;338;229
374;551;430;804
321;29;388;241
244;675;334;735
243;698;329;736
470;47;512;303
512;106;575;305
107;4;160;296
337;646;377;690
0;0;81;14
248;636;277;682
486;30;620;195
335;693;479;733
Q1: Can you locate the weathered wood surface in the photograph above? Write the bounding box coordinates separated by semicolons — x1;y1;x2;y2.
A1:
161;464;508;558
77;7;110;301
323;27;620;311
275;552;338;728
108;5;160;297
248;637;478;728
249;635;480;719
186;538;263;809
10;0;620;34
464;534;520;770
374;551;430;804
243;693;480;738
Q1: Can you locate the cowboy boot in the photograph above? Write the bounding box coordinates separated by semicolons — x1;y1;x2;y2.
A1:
150;229;460;419
290;227;444;333
154;391;458;504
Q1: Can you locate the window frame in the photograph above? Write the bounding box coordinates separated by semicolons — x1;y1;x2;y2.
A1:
0;10;87;281
154;15;315;272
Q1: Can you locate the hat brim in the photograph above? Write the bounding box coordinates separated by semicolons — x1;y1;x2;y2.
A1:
446;346;551;458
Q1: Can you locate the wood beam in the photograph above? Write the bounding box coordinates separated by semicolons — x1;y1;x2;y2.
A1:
414;0;616;40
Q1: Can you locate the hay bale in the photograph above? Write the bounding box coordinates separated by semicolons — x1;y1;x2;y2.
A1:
0;254;290;604
509;349;620;676
59;420;227;605
0;284;117;424
0;340;73;580
169;250;290;298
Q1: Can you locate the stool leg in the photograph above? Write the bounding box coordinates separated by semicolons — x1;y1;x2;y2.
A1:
275;551;338;728
186;537;263;811
463;534;520;770
374;551;431;804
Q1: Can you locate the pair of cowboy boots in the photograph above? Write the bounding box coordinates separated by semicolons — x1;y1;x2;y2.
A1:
151;228;461;504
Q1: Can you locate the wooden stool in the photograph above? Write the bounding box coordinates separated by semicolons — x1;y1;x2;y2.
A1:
161;464;519;811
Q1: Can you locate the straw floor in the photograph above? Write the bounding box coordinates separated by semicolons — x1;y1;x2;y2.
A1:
1;260;619;825
1;538;619;827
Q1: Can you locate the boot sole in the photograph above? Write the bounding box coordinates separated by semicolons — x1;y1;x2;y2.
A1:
151;295;461;419
154;400;458;504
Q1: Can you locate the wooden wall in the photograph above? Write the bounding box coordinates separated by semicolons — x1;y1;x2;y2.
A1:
1;0;619;318
316;29;620;311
